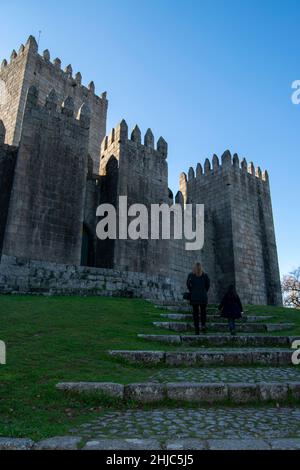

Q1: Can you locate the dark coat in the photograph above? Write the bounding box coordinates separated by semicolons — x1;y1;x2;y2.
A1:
187;272;210;305
218;293;243;319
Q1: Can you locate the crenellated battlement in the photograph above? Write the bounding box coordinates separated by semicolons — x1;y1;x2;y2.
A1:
24;85;91;130
101;120;168;158
0;35;108;173
184;150;269;186
0;35;106;101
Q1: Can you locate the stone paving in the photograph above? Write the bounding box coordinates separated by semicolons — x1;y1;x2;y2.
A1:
70;407;300;440
59;303;300;449
148;366;300;383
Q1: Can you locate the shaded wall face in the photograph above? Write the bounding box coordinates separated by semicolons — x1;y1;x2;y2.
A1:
231;170;282;305
181;167;235;301
114;143;170;276
98;137;170;276
0;144;17;254
95;156;119;268
2;92;89;265
170;161;282;306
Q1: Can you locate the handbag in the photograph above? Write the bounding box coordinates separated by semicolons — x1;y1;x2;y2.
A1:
183;292;191;301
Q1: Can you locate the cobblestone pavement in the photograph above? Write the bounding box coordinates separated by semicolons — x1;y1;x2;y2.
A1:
148;367;300;383
70;407;300;440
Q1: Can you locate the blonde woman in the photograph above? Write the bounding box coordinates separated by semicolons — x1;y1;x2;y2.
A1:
186;263;210;334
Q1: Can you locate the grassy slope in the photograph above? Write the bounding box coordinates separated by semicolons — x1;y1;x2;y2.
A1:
0;295;299;439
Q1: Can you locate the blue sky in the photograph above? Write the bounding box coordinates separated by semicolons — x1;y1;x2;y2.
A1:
0;0;299;276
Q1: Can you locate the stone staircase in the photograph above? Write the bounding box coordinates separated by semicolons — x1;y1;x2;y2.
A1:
56;300;300;450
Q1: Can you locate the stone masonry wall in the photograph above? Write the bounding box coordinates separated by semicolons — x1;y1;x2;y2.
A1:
169;154;237;303
0;36;108;173
99;121;171;276
2;85;90;265
0;43;28;146
176;152;282;306
0;255;182;302
230;160;282;305
0;121;17;255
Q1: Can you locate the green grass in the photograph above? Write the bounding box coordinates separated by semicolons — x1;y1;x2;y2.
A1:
0;295;299;440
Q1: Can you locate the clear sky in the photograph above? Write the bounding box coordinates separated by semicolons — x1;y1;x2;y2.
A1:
0;0;299;276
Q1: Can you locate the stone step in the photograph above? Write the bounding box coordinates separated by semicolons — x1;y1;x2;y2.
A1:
155;305;214;312
155;305;250;314
152;300;218;307
159;313;273;322
153;321;293;333
138;334;296;348
3;436;300;450
108;349;293;366
56;380;300;404
82;438;300;451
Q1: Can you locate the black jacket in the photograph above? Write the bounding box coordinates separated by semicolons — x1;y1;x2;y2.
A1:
187;272;210;305
218;293;243;319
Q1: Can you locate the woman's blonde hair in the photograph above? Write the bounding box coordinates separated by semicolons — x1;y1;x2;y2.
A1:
193;262;203;277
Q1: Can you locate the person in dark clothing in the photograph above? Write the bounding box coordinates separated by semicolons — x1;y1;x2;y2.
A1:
186;263;210;334
218;285;244;335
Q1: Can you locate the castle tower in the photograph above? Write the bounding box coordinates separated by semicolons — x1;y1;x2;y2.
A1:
0;36;108;173
180;151;282;305
98;121;170;275
2;86;90;265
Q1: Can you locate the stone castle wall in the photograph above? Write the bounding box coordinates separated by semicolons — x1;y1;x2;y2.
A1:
0;37;108;173
0;255;182;302
0;122;17;254
99;121;171;277
177;152;282;305
1;85;90;265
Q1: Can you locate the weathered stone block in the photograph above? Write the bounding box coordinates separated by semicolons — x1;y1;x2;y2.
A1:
288;382;300;400
83;439;161;450
195;352;225;365
56;382;124;398
124;383;166;403
166;383;228;402
223;351;252;365
208;439;271;450
277;351;293;365
228;383;259;403
271;439;300;450
165;439;207;450
0;438;34;450
138;334;181;345
34;436;82;450
259;383;288;401
109;350;165;365
165;352;197;366
251;351;278;365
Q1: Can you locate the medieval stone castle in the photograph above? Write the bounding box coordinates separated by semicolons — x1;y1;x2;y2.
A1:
0;36;282;305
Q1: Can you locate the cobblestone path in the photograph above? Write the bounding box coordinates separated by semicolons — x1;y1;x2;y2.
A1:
71;407;300;440
148;366;300;383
